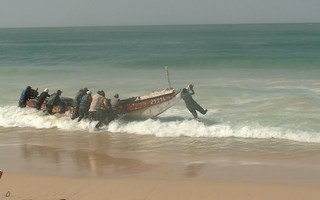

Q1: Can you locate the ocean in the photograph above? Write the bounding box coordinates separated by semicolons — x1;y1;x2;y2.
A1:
1;24;320;182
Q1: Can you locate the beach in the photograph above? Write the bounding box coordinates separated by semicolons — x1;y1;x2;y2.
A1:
2;173;320;200
1;24;320;199
1;127;320;199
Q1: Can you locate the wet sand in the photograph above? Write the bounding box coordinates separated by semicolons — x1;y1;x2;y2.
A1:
1;127;320;199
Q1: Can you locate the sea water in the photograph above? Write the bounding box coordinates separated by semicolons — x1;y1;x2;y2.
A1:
1;24;320;180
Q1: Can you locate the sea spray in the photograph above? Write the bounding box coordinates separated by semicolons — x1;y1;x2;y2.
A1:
1;106;320;143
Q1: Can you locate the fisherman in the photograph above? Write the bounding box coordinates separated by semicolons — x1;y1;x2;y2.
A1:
109;93;121;121
71;88;88;120
95;90;109;129
88;90;102;122
45;90;62;115
78;90;93;122
36;88;50;110
18;86;32;108
181;84;207;119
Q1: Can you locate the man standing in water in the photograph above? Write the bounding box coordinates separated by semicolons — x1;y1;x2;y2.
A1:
181;84;207;119
109;93;121;121
78;90;93;122
71;88;88;120
95;90;109;129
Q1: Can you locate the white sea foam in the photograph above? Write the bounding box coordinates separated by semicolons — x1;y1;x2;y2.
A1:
1;106;319;144
0;106;81;130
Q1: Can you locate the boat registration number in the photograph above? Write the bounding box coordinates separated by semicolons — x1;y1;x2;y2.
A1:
150;96;167;105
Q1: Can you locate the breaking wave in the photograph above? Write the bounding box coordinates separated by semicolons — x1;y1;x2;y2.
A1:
0;106;320;144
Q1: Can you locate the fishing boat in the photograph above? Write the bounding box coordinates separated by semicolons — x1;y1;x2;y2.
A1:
117;66;181;119
26;67;181;119
118;87;181;119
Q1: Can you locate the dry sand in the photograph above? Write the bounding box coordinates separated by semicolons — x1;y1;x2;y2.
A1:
1;172;320;200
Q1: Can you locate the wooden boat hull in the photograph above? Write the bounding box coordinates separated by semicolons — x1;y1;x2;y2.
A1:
27;88;181;119
26;97;74;114
119;88;181;119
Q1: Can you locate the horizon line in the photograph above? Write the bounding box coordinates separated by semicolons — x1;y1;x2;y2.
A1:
0;22;319;30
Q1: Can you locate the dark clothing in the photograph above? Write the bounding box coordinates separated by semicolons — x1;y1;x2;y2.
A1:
46;93;61;106
36;92;50;110
89;111;97;122
46;105;54;115
46;92;61;115
109;97;120;121
79;94;92;108
18;87;31;108
95;109;107;129
78;94;92;122
181;89;206;119
71;89;87;120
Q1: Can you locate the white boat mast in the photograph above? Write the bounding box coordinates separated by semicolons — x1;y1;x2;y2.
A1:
165;66;172;89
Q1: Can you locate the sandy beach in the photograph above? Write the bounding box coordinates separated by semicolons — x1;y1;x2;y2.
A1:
1;22;320;200
1;116;320;200
1;128;320;200
1;172;320;200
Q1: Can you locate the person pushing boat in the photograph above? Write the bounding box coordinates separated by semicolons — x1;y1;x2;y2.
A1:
36;88;50;110
45;90;62;115
181;84;207;119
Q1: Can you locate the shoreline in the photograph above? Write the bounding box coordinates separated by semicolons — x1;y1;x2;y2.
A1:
1;172;320;200
1;128;320;199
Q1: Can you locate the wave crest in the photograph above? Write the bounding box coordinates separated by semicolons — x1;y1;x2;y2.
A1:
1;106;319;143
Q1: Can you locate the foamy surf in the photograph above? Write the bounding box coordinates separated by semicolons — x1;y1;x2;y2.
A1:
0;106;94;131
1;106;319;144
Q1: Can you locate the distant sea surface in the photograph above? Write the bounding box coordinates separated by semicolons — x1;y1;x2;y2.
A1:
1;24;320;180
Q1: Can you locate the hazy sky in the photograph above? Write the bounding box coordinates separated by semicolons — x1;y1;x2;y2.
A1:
1;0;319;28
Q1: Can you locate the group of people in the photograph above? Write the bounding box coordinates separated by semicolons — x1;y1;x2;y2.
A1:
18;86;121;129
70;88;121;128
18;86;64;115
19;83;207;125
